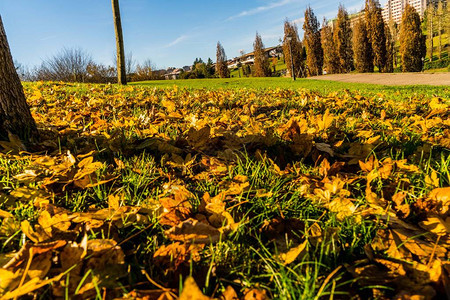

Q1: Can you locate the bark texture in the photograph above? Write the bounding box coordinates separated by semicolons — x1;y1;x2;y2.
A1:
0;15;38;143
112;0;127;85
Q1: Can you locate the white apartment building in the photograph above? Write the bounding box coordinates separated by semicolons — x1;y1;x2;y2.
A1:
382;0;434;24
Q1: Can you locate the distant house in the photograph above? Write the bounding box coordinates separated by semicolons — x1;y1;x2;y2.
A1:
227;45;283;69
164;68;183;80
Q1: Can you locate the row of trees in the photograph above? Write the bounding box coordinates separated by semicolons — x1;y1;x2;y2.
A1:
423;1;447;61
188;33;272;79
301;0;428;76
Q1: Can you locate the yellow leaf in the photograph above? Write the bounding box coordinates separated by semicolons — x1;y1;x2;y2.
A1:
419;216;450;235
277;240;307;265
179;277;210;300
317;109;334;131
161;100;176;113
428;187;450;203
0;268;21;294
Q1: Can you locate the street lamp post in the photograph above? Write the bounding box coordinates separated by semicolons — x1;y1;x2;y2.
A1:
286;35;296;81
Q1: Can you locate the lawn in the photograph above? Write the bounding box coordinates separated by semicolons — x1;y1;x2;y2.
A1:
131;77;450;99
0;80;448;299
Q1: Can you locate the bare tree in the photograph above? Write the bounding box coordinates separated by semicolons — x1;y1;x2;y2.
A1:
36;48;93;82
112;0;126;85
0;15;38;143
132;59;155;81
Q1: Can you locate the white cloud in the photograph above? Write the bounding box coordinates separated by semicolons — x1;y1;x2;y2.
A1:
292;17;304;25
165;35;189;48
227;0;295;21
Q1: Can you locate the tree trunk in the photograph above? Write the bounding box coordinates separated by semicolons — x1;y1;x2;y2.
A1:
438;12;441;60
429;9;434;61
111;0;127;85
0;15;38;144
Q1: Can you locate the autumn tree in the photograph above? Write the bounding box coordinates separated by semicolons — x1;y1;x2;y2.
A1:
282;20;305;78
216;41;230;78
436;1;444;60
333;5;353;73
399;4;426;72
112;0;126;85
384;24;394;72
0;15;38;143
253;32;271;77
365;0;387;72
303;6;323;76
353;18;373;72
425;4;435;61
321;19;339;74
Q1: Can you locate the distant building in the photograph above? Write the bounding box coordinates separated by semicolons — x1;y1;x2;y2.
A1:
327;11;364;30
382;0;437;24
227;45;283;69
164;68;183;80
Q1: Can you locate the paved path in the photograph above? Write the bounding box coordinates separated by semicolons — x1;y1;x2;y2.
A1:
308;73;450;86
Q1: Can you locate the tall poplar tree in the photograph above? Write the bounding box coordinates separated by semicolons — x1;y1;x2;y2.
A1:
282;20;305;78
436;1;443;60
384;24;394;72
321;19;339;74
253;33;271;77
216;41;230;78
426;4;435;61
365;0;387;72
399;5;426;72
0;15;38;144
334;5;353;73
303;6;323;76
353;18;373;73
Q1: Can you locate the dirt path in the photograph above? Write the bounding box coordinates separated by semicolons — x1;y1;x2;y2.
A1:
308;72;450;86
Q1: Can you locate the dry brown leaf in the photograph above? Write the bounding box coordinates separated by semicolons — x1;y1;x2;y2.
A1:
165;218;221;244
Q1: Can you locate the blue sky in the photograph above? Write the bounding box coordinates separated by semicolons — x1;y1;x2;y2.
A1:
0;0;364;69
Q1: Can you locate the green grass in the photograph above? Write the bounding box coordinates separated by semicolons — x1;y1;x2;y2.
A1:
131;77;450;99
1;81;449;298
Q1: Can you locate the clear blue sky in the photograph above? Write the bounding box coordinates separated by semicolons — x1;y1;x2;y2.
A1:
0;0;363;69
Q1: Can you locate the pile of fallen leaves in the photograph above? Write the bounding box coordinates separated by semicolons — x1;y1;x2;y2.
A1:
0;82;449;299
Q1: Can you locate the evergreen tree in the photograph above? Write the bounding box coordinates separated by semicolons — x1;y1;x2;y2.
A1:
399;5;426;72
0;15;38;143
384;24;394;72
253;32;271;77
321;19;339;74
216;42;230;78
282;20;305;78
365;0;387;72
206;58;215;77
353;18;373;72
334;5;353;73
303;6;323;76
